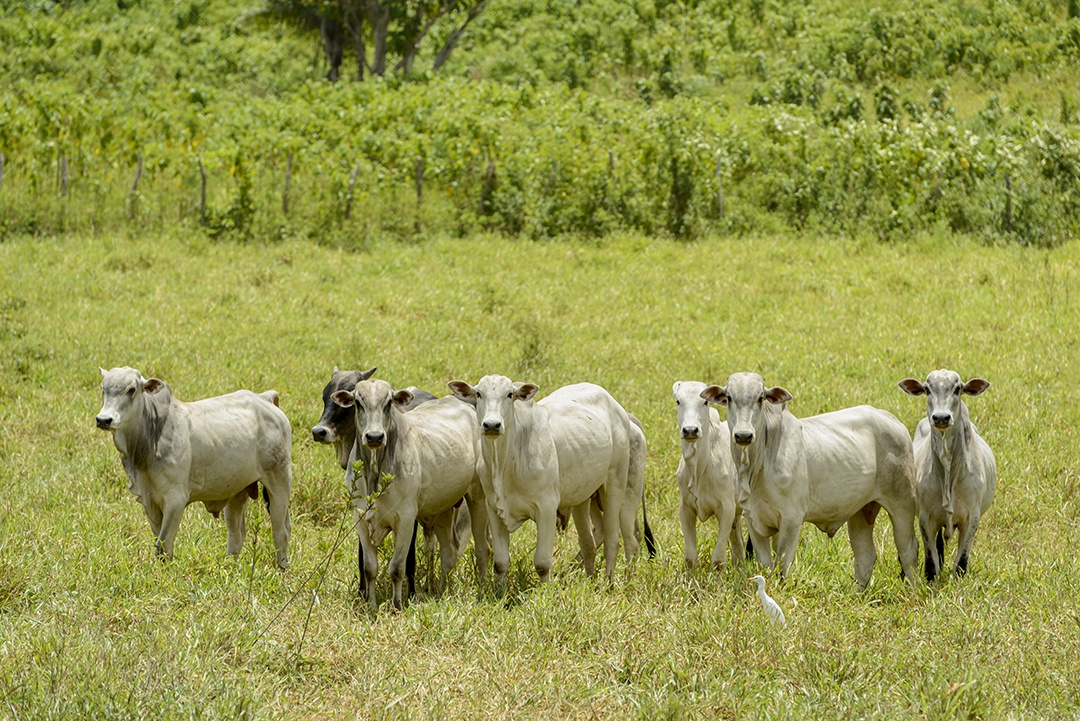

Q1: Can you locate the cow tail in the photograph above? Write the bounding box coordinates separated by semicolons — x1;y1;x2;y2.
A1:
261;484;271;513
642;488;657;558
405;521;418;599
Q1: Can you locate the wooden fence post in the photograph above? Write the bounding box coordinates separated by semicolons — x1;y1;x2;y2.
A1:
1004;170;1013;234
479;160;495;216
344;161;362;221
416;157;424;208
283;152;294;215
198;156;207;225
543;160;557;197
60;157;69;197
129;155;144;220
715;150;724;219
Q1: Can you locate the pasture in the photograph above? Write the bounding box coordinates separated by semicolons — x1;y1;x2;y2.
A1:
0;228;1078;718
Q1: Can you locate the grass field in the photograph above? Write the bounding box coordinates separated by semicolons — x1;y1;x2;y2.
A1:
1;229;1078;718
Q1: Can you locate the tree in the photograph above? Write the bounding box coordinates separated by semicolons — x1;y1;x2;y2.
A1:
249;0;489;82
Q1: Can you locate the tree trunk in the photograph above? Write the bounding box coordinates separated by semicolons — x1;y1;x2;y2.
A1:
366;0;390;77
321;16;344;82
433;0;487;71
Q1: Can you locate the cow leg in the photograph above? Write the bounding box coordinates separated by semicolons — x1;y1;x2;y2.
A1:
598;486;623;582
678;499;699;571
431;509;458;595
618;493;641;563
452;503;472;567
712;502;737;572
571;502;598;577
265;486;291;571
143;501;164;541
953;513;980;577
388;513;418;611
728;510;746;569
465;490;490;583
487;501;511;592
746;520;774;569
846;510;878;590
883;501;918;584
534;506;558;583
355;515;379;607
222;490;249;557
776;517;802;581
156;493;187;561
406;521;418;599
590;496;606;555
920;513;942;583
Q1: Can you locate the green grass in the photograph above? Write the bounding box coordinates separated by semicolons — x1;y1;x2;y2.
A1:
1;229;1078;718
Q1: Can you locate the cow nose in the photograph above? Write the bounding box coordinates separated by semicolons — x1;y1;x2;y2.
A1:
95;415;113;430
733;431;754;446
311;426;330;443
681;426;701;440
931;412;952;429
363;431;385;447
482;420;503;435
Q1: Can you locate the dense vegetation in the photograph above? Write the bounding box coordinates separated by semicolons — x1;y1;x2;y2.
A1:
2;0;1080;245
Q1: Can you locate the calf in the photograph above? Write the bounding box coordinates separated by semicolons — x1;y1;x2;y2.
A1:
331;379;487;610
96;367;291;568
702;372;918;587
899;370;997;581
448;377;636;586
673;380;742;571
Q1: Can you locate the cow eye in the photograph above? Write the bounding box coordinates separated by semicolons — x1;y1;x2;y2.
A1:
127;387;136;396
475;391;482;399
507;392;514;399
675;399;680;406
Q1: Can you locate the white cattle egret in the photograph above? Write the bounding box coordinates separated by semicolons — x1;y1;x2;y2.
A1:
749;575;786;627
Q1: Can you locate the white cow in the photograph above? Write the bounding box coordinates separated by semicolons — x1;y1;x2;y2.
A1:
899;370;997;581
702;372;918;587
331;379;487;610
95;367;292;568
448;376;635;586
673;380;742;571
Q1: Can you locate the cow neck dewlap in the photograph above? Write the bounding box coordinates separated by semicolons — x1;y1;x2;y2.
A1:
483;435;516;529
682;440;701;491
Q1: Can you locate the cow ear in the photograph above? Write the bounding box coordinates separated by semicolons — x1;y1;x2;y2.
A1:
332;365;340;373
143;378;166;394
359;366;377;380
963;378;990;396
392;389;414;407
765;386;792;405
514;383;539;402
447;381;476;400
700;385;727;405
100;367;109;379
331;390;355;408
898;379;927;396
672;381;682;398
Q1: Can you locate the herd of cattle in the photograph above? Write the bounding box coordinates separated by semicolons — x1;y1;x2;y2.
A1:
95;365;997;610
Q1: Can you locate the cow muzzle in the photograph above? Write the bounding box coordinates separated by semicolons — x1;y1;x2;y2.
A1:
482;420;504;437
681;426;701;441
311;425;335;444
733;430;754;446
95;415;114;430
931;413;952;430
363;431;386;448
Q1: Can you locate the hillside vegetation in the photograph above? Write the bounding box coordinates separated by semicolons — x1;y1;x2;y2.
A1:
2;0;1080;244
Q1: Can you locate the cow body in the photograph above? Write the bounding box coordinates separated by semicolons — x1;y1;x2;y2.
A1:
331;379;487;610
673;380;742;571
311;366;460;597
703;372;918;587
448;377;635;586
96;367;292;568
899;371;996;581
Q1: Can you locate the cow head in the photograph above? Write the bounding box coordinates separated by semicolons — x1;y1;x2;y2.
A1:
701;372;791;447
96;366;165;431
898;370;990;431
311;366;376;445
673;380;713;443
448;375;537;438
331;378;412;450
